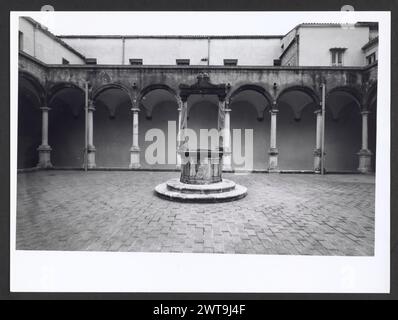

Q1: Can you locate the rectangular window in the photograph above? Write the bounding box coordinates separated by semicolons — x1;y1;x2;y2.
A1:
224;59;238;66
366;53;376;65
62;58;70;65
176;59;190;66
273;59;281;66
337;51;343;65
19;31;23;51
129;58;143;65
330;49;345;66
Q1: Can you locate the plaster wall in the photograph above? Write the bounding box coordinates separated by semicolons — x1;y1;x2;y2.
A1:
19;18;85;64
299;26;370;67
61;37;282;66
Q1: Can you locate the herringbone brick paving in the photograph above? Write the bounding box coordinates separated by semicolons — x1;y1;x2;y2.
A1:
16;171;375;255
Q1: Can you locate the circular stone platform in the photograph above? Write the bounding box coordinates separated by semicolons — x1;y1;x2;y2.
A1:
155;148;247;202
155;179;247;203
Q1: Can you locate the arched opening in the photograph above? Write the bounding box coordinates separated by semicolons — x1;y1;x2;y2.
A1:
276;88;318;170
368;87;377;172
18;74;43;169
186;95;219;151
93;87;132;168
139;87;179;169
325;89;362;172
48;84;85;167
229;88;271;170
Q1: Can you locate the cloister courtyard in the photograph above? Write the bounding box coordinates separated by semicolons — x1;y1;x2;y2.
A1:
16;170;375;256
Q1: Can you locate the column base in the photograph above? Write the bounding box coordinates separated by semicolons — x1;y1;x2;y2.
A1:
37;145;53;168
313;148;322;173
268;148;279;172
129;147;141;169
357;149;373;173
87;145;96;169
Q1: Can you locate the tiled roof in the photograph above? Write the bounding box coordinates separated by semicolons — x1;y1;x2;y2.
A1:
362;36;379;51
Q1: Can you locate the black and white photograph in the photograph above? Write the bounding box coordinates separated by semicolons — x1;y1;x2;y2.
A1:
10;10;390;293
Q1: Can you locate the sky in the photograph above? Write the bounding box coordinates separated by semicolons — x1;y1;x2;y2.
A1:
26;11;363;36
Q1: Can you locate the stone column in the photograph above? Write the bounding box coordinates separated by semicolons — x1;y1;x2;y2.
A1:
37;105;52;168
218;98;232;171
357;110;373;173
222;105;232;171
129;107;141;169
87;100;96;169
268;107;279;172
313;109;323;173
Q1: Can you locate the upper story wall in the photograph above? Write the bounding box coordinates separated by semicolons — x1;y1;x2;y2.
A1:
19;17;86;65
19;17;378;68
298;25;372;67
279;26;298;66
60;36;283;66
208;38;281;66
362;37;378;65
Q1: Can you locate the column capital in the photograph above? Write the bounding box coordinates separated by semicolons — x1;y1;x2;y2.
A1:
314;109;322;115
179;94;188;103
88;101;96;112
313;148;326;156
224;108;232;113
37;145;52;151
131;107;140;113
268;147;279;155
130;146;141;152
218;95;227;102
40;106;51;111
361;110;371;115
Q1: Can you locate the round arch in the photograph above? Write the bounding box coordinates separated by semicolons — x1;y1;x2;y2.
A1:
138;85;179;169
48;82;85;106
92;83;132;103
139;84;178;104
326;86;362;109
229;99;269;170
91;84;135;168
47;82;86;168
324;86;363;172
18;71;44;168
19;71;46;107
228;87;272;170
275;86;319;171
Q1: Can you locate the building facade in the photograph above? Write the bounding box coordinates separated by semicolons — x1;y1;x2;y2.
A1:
18;17;378;173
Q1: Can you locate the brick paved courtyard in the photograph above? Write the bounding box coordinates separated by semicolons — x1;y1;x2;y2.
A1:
16;171;375;255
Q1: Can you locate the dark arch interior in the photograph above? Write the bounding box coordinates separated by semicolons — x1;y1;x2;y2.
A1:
325;91;362;172
17;77;377;172
187;95;219;150
277;90;317;170
139;89;179;169
49;87;85;167
368;97;377;172
94;88;132;168
18;77;42;169
230;90;270;170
